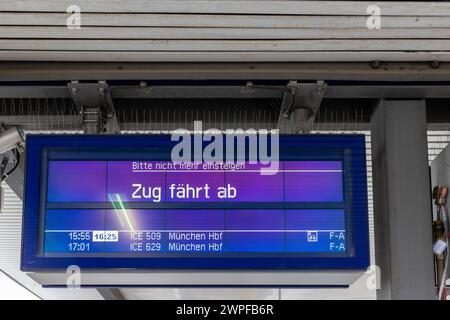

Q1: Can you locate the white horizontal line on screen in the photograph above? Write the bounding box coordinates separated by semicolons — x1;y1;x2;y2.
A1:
45;229;346;233
131;170;343;173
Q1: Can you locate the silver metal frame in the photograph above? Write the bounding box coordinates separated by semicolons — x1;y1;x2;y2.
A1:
27;270;365;287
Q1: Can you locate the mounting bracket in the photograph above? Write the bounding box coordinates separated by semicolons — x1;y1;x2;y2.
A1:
68;81;119;134
277;81;327;134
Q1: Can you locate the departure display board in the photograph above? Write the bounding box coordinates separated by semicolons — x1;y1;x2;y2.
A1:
45;160;345;255
22;135;369;270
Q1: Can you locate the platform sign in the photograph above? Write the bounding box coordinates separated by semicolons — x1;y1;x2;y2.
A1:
21;134;369;270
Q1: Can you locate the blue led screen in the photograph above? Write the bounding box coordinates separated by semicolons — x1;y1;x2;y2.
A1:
21;135;369;270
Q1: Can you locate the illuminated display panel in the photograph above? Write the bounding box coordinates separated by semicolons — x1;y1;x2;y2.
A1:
44;160;345;255
21;135;369;270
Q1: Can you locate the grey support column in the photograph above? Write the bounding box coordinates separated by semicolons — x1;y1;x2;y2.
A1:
371;99;435;300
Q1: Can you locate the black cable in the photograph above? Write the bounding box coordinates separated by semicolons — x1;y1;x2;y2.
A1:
1;149;20;183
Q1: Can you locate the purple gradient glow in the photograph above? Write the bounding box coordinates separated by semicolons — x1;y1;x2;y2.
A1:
225;162;284;202
286;209;345;230
107;161;166;202
225;210;284;230
165;210;225;230
284;161;343;202
225;232;285;252
105;209;164;231
43;209;346;253
165;169;225;202
46;160;344;203
47;161;107;202
45;209;106;230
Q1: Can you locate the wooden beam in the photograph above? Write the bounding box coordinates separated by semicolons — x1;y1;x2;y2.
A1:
0;51;449;62
0;12;450;28
0;62;449;81
2;27;450;40
0;13;449;28
0;1;448;16
3;39;450;51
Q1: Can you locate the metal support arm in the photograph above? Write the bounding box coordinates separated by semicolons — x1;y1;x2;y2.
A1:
277;81;327;134
68;81;119;134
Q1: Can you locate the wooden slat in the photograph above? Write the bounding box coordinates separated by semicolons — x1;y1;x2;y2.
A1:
0;13;449;28
2;62;450;82
0;51;448;62
0;0;449;16
2;39;450;51
1;26;450;39
0;1;447;63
